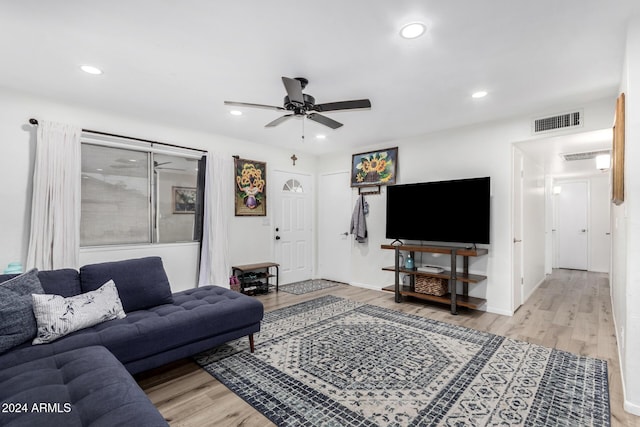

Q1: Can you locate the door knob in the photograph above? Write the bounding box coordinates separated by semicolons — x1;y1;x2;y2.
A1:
341;232;348;236
275;236;281;240
513;238;522;243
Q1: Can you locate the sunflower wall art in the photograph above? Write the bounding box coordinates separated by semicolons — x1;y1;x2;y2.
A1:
234;158;267;216
350;147;398;187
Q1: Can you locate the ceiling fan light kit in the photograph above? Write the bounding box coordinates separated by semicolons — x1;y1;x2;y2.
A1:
224;76;371;131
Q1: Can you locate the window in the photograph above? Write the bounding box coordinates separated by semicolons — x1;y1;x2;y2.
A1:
282;179;304;193
80;136;202;246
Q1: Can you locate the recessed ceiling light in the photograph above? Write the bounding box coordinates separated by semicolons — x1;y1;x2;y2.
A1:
230;110;242;116
128;159;137;162
96;168;103;172
400;22;426;39
472;91;488;98
316;134;326;140
80;65;103;75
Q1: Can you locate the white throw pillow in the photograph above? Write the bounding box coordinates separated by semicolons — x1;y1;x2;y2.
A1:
32;279;126;344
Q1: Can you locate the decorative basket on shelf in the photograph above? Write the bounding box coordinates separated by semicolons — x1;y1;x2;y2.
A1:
415;277;448;296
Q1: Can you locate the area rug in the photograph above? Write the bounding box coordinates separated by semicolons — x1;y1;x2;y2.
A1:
195;295;610;426
278;279;340;295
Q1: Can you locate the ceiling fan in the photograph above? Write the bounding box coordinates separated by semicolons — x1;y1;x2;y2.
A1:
224;76;372;130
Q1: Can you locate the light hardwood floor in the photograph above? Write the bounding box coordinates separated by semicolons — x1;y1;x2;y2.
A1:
137;269;639;426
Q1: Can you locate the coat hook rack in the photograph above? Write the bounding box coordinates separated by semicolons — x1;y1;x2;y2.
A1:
358;185;381;195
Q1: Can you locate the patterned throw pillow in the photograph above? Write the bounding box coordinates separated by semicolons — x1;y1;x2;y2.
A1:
0;269;44;353
32;279;126;345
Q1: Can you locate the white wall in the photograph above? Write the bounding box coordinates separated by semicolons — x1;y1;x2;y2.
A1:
317;97;615;315
611;14;640;415
0;88;317;291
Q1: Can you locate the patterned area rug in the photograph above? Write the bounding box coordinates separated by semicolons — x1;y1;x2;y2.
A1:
278;279;340;295
195;296;610;426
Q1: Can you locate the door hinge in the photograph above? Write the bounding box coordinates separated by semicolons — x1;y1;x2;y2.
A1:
521;277;524;285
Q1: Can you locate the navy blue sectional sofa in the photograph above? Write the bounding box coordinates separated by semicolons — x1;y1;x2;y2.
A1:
0;257;264;426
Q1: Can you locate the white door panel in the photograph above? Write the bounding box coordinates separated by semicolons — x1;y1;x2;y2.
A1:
512;148;523;311
273;172;312;284
318;172;351;284
557;181;588;270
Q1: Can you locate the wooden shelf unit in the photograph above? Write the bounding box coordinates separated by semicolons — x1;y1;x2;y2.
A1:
381;244;488;314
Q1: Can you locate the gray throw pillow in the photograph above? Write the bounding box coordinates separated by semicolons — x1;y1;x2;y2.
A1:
0;268;44;353
32;279;126;344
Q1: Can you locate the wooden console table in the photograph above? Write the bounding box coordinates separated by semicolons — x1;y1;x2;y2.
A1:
381;244;487;314
232;262;279;295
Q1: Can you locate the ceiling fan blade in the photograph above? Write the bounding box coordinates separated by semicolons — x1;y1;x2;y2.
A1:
281;77;304;106
307;113;343;129
224;101;285;111
314;99;372;112
265;114;295;128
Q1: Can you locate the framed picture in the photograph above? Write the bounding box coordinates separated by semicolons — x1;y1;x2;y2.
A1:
235;158;267;216
612;93;625;205
173;186;196;214
351;147;398;187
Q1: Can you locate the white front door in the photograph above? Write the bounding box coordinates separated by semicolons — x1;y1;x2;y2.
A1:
318;171;351;284
272;171;312;284
557;181;588;270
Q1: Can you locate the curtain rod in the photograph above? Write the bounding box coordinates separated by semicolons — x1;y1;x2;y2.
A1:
28;118;206;155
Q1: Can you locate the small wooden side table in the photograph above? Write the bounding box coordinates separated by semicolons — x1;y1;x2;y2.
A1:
231;262;279;295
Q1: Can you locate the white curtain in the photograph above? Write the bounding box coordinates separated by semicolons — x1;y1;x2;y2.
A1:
26;121;82;270
198;152;233;286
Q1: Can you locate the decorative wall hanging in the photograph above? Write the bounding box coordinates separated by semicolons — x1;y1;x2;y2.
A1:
351;147;398;188
173;187;197;214
234;158;267;216
612;93;625;205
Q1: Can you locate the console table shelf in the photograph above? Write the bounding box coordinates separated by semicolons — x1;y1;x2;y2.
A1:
381;244;488;314
381;267;487;284
381;285;486;310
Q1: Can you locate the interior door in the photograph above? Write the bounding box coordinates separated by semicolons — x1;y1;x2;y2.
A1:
318;171;351;284
272;171;312;284
557;181;588;270
512;147;524;311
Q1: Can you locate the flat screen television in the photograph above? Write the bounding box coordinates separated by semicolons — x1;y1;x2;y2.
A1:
385;177;490;245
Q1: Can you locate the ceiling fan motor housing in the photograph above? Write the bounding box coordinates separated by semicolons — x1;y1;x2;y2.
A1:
284;93;316;115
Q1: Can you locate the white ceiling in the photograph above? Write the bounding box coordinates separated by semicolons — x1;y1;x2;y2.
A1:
0;1;638;156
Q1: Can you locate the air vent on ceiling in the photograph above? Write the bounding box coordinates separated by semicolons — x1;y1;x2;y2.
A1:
561;149;610;162
532;110;583;134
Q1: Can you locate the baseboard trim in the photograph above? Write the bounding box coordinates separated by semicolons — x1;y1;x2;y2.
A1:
349;282;383;291
486;306;512;316
624;400;640;416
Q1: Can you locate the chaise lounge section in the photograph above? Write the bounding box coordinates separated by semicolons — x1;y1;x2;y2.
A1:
0;257;264;426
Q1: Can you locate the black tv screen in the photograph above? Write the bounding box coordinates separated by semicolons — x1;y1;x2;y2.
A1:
386;177;490;244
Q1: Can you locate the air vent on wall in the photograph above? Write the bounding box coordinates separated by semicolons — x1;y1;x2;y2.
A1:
532;110;583;134
561;149;610;162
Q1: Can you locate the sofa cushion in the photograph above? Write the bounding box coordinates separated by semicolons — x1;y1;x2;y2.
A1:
0;286;263;371
0;269;81;297
32;280;126;344
35;269;82;297
0;269;44;353
80;257;173;312
0;346;168;427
